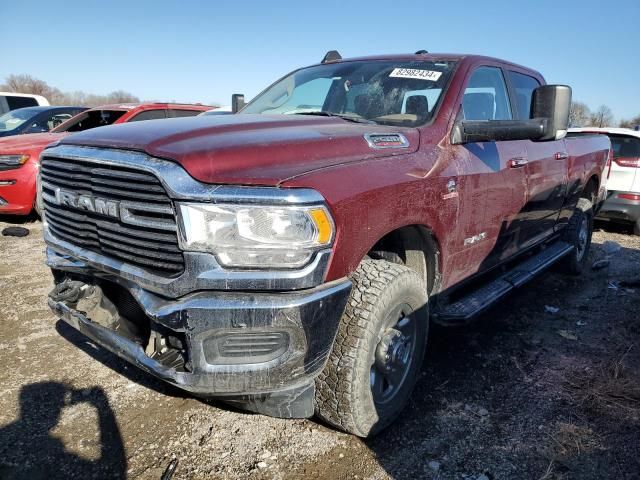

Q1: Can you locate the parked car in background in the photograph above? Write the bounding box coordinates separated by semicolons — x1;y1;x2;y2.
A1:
199;106;233;116
0;92;50;115
569;128;640;235
0;102;211;215
0;106;87;138
43;51;609;437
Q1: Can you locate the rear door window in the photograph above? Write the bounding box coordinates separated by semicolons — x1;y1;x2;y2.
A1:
168;109;202;118
129;109;167;122
610;135;640;158
462;67;512;121
6;96;38;110
61;110;127;132
507;71;541;120
26;112;75;133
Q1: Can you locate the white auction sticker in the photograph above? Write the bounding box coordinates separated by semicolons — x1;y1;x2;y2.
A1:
389;68;442;81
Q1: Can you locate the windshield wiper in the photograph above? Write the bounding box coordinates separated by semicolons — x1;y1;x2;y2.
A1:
293;111;376;124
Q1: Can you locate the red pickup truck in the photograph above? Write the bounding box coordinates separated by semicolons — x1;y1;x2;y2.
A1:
43;52;609;437
0;103;211;215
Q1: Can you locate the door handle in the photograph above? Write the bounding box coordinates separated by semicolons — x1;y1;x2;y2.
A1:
555;152;569;160
508;157;528;168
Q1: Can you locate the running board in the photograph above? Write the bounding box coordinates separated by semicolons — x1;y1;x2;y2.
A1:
435;241;574;325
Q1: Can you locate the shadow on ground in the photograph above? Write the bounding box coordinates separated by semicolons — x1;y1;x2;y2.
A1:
0;382;126;480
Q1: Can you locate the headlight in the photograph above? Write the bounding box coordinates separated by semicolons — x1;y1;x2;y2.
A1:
177;202;334;269
0;154;29;171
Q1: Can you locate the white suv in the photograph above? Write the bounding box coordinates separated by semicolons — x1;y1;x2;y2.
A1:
570;127;640;235
0;92;50;115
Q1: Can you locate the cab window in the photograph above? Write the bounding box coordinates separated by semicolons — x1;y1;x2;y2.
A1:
507;71;541;120
462;67;512;121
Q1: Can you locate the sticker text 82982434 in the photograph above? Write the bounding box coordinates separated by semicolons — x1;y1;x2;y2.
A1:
389;68;442;81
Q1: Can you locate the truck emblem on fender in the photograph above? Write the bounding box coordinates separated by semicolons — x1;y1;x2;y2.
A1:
464;232;487;246
364;133;410;149
442;178;458;199
53;187;120;219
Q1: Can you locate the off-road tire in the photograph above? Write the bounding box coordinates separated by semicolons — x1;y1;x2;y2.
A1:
315;259;428;437
560;198;593;275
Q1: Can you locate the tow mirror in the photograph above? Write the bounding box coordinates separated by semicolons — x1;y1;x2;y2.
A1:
531;84;571;141
451;84;572;145
231;94;246;113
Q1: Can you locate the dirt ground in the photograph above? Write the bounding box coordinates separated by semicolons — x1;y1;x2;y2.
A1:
0;216;638;480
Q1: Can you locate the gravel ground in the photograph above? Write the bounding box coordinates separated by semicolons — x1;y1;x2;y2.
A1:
0;216;638;480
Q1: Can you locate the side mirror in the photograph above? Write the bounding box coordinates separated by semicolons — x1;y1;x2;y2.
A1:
451;84;572;145
531;84;571;140
231;94;246;113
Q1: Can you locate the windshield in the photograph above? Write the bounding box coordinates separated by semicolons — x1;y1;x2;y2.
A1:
0;108;41;133
242;60;456;126
53;109;127;133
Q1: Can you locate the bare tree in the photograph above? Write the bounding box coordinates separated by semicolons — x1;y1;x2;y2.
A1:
569;101;591;128
589;105;614;128
1;73;140;107
619;115;640;129
1;74;52;96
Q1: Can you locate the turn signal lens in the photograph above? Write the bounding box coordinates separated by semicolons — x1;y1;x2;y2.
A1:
309;208;332;244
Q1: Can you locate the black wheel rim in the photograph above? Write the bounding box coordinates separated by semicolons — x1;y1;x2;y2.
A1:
370;303;418;405
576;215;589;261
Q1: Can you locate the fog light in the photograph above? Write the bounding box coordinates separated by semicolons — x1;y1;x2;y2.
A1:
202;331;289;365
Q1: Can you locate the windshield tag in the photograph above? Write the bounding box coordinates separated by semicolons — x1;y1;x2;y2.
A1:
389;68;442;81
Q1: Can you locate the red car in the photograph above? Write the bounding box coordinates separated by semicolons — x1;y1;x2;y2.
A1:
0;103;211;215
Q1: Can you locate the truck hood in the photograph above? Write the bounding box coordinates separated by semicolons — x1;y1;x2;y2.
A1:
0;132;67;154
59;114;419;185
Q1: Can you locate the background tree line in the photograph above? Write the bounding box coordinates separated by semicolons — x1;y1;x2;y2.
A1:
569;101;639;129
2;73;638;129
1;73;139;107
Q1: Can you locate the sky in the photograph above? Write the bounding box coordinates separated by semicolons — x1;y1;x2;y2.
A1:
2;0;639;121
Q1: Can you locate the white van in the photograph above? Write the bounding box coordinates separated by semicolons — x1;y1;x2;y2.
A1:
0;92;50;115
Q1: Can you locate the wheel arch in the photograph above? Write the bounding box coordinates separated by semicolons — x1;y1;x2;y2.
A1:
583;174;600;201
365;224;442;295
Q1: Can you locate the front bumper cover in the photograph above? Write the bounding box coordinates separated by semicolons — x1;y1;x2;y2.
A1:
47;254;351;417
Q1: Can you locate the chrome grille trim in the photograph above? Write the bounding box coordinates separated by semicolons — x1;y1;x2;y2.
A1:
41;153;184;275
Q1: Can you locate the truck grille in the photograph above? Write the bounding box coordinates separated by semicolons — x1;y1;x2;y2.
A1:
40;155;185;275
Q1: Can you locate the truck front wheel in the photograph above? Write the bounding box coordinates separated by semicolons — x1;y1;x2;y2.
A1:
315;259;428;437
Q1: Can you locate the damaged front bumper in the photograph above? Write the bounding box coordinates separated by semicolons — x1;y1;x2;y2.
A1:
47;249;351;418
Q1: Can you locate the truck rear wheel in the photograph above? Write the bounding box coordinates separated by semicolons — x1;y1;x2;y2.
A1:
560;197;593;275
315;259;428;437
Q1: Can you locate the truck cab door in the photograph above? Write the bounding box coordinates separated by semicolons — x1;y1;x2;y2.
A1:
519;138;568;245
505;70;568;247
451;66;531;274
